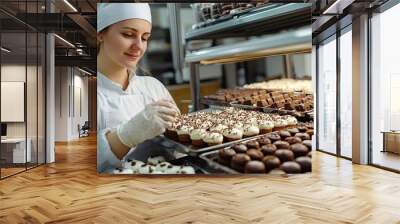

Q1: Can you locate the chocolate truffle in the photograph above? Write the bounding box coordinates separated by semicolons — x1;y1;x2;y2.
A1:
305;123;314;129
219;148;236;161
246;140;260;149
261;144;277;156
295;132;311;140
306;129;314;136
244;161;266;173
285;137;303;145
308;151;312;158
218;158;230;166
246;149;264;161
302;140;312;151
295;156;312;172
275;149;294;162
230;154;251;172
290;143;309;157
258;137;271;146
287;128;300;135
280;161;302;174
266;132;281;142
279;130;291;139
297;126;308;132
273;140;290;149
262;155;281;171
232;144;247;153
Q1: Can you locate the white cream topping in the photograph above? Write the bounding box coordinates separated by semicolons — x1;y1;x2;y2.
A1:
210;124;228;133
273;119;288;127
243;124;260;136
258;120;274;129
203;132;223;143
190;129;207;140
223;128;243;139
285;116;298;125
177;125;193;135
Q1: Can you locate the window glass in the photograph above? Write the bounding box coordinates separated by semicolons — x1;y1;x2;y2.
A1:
340;27;352;158
371;3;400;171
317;35;337;154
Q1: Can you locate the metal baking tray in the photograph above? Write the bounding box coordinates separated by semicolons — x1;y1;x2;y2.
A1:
198;134;274;174
199;133;300;175
161;134;267;157
199;148;304;176
263;108;314;122
194;4;281;30
199;150;240;174
229;101;264;112
200;98;231;108
229;101;313;122
168;156;228;174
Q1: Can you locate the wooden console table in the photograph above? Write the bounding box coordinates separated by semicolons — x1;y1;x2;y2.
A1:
382;131;400;154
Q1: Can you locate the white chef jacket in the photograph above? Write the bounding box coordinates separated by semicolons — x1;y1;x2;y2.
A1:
97;71;174;172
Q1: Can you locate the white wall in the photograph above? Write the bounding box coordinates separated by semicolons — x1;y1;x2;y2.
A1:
72;73;89;138
55;66;68;141
54;67;89;141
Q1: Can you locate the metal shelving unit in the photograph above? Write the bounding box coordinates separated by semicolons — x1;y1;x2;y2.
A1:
184;3;312;111
185;3;311;41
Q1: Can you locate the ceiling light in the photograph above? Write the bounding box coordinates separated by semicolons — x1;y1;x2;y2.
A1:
54;34;75;48
63;0;78;12
1;47;11;53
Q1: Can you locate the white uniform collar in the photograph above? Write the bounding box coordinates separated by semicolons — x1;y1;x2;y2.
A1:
97;71;136;93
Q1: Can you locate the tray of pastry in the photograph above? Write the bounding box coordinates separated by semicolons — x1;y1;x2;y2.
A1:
162;107;302;156
229;102;314;122
193;3;275;30
264;108;314;122
202;88;272;107
229;100;313;119
199;129;313;174
202;88;313;121
200;97;232;108
109;153;228;175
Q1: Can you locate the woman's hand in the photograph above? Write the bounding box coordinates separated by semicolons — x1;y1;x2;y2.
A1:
106;99;180;159
150;99;180;127
116;99;179;148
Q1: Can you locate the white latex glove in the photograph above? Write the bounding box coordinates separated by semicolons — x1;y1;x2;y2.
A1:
117;99;179;148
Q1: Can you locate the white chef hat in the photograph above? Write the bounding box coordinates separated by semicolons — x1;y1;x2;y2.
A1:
97;3;152;32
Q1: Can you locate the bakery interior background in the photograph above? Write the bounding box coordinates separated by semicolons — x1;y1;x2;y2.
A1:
96;2;313;175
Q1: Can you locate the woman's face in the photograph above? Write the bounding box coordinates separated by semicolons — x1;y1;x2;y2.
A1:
98;19;151;69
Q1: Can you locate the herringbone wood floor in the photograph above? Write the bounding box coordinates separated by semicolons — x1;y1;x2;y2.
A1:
1;135;400;224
